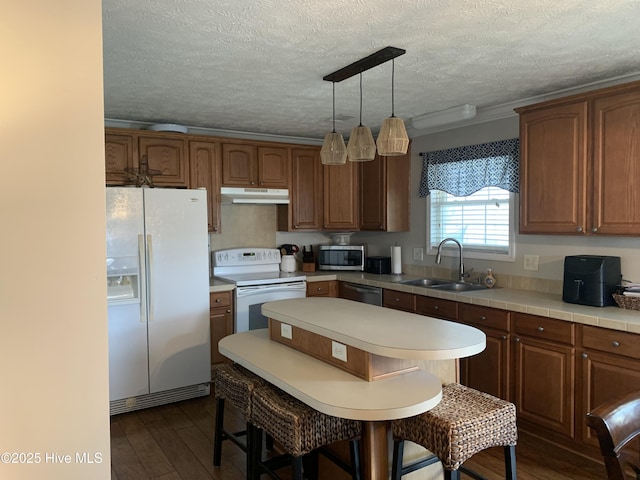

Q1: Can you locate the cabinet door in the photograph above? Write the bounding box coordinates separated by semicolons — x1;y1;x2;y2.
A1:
359;155;386;230
189;140;221;233
105;132;136;185
222;143;256;186
460;328;510;400
359;151;410;232
280;147;323;231
323;161;358;229
258;146;289;187
138;136;188;187
210;292;233;367
513;335;575;438
518;102;588;234
592;89;640;235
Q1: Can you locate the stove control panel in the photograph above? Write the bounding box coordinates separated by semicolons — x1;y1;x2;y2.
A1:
212;248;281;267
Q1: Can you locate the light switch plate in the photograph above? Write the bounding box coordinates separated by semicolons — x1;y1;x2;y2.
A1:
331;341;348;362
413;247;424;261
524;254;539;271
280;323;293;340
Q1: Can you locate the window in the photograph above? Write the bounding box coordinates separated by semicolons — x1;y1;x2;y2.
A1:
419;138;519;262
427;187;516;261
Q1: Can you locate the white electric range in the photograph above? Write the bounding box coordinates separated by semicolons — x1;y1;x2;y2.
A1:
212;248;307;332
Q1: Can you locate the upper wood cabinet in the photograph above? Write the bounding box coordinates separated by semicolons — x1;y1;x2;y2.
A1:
517;80;640;236
359;150;410;232
277;147;323;231
221;143;289;187
189;140;221;233
104;129;189;187
323;161;359;230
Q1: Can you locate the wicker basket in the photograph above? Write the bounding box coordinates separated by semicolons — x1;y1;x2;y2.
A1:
613;294;640;311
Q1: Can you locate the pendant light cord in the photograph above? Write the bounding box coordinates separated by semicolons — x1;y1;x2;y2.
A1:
332;81;337;133
391;58;396;118
359;73;364;127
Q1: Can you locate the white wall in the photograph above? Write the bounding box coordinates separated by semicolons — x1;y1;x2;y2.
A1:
1;1;110;479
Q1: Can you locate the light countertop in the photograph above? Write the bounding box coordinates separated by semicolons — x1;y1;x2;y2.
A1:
211;270;640;333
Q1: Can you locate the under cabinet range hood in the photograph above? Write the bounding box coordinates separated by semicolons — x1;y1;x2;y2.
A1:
220;187;289;205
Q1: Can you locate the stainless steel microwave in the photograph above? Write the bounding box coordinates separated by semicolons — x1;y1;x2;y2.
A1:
318;245;365;271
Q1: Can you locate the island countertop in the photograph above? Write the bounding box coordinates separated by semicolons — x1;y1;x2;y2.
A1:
261;297;486;361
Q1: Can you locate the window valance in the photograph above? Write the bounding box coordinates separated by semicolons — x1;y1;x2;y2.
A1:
418;138;520;197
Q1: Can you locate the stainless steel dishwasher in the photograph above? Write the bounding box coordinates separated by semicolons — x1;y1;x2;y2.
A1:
338;282;383;306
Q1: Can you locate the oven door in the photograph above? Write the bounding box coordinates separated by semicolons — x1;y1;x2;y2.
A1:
235;281;306;332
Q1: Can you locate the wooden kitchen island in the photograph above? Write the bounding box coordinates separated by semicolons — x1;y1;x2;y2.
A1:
219;297;486;480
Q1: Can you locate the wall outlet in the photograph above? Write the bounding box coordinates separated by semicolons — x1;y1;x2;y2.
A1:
280;323;292;340
524;254;539;271
413;247;424;261
331;341;348;362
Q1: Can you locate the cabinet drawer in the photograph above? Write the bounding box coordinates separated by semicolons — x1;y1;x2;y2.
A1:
459;304;509;331
415;296;458;321
307;280;335;297
582;325;640;359
210;291;232;308
513;313;575;345
383;290;415;312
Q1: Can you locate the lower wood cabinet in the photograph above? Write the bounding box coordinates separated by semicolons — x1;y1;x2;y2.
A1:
306;280;337;298
512;313;576;440
578;325;640;450
210;291;233;368
415;296;458;321
458;304;510;401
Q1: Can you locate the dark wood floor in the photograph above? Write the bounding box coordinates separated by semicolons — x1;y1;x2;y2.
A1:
110;393;608;479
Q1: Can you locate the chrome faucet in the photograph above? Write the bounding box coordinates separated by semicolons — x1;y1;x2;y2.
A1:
436;238;465;283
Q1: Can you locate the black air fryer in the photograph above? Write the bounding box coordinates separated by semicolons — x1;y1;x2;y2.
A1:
562;255;621;307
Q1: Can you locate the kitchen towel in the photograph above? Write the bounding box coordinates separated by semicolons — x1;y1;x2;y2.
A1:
391;246;402;274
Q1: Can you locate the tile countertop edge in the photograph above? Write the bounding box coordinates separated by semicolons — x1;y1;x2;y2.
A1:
210;271;640;333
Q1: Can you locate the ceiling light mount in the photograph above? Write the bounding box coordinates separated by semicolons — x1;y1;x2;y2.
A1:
323;46;406;83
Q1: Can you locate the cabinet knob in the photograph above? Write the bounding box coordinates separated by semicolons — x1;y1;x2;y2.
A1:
592;227;598;233
294;225;299;229
250;181;256;185
317;287;322;291
433;305;439;310
576;226;583;232
501;335;507;340
582;353;588;359
226;309;231;313
612;340;620;347
215;298;221;303
537;326;544;332
395;298;400;302
514;337;520;343
480;316;486;321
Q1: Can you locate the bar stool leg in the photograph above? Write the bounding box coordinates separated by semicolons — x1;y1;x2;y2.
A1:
505;445;517;480
248;423;263;480
213;397;225;466
391;440;404;480
350;438;361;480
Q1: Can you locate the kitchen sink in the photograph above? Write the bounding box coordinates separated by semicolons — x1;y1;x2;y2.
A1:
428;282;491;292
398;278;451;287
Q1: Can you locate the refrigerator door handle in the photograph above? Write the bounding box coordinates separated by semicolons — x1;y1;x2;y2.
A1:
147;234;154;322
138;235;147;323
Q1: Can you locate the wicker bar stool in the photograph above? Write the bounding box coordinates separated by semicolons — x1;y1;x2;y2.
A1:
213;363;267;470
249;384;362;480
391;383;517;480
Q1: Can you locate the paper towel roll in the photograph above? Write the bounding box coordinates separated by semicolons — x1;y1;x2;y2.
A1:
391;246;402;274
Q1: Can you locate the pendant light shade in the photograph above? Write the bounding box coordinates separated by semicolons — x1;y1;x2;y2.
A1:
347;126;376;161
347;74;376;162
376;59;409;156
321;81;347;165
320;131;347;165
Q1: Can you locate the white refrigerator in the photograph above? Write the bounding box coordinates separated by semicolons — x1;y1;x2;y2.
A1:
106;187;210;414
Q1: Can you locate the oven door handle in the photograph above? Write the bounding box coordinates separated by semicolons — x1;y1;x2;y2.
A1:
236;281;307;297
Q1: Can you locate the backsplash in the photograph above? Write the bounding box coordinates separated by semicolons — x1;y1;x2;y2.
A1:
402;263;564;295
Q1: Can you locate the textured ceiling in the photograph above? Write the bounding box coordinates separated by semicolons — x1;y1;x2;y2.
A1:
102;0;640;140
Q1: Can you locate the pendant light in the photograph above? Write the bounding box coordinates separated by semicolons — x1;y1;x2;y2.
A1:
320;81;347;165
376;59;409;156
346;73;376;162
